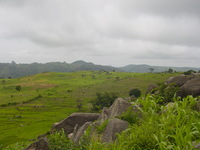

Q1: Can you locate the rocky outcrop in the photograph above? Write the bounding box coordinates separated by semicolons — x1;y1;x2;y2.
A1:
51;113;99;135
145;84;158;95
26;98;141;149
102;118;129;143
70;98;141;144
146;75;200;98
179;76;200;97
98;98;132;123
25;137;49;150
71;122;92;144
165;75;192;87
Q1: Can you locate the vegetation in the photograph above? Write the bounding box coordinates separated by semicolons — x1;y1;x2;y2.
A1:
0;71;180;149
43;95;200;150
156;83;180;104
129;88;141;98
183;70;197;75
91;92;118;111
15;85;22;92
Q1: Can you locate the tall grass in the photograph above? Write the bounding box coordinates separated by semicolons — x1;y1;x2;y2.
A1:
78;95;200;150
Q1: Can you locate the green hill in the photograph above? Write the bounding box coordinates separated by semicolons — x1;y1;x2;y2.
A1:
0;61;120;78
119;64;200;73
0;71;180;148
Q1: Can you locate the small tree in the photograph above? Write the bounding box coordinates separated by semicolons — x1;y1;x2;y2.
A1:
15;85;22;92
129;88;141;98
149;68;154;73
167;68;173;73
2;80;6;88
91;92;118;112
76;99;83;111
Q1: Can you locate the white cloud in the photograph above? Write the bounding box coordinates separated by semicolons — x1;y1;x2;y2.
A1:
0;0;199;67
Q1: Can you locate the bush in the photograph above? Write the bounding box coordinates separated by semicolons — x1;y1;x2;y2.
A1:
156;83;180;103
48;129;75;150
129;88;141;98
183;70;196;75
15;85;22;92
120;107;140;125
91;92;118;112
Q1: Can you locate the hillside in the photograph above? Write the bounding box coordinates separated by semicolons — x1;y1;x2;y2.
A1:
0;71;180;148
0;60;199;78
0;61;120;78
119;64;200;73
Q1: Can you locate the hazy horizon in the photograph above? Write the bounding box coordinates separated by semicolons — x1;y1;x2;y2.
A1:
1;60;200;69
0;0;200;68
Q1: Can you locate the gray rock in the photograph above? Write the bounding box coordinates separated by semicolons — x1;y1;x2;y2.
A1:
180;76;200;97
166;75;192;87
102;118;129;143
25;137;49;150
145;84;158;95
52;113;99;135
72;122;92;144
98;98;132;123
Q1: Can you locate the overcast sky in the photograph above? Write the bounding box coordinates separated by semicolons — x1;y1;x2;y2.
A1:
0;0;200;67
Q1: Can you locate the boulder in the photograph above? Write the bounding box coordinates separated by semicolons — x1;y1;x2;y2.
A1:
98;98;132;123
102;118;129;143
166;75;192;87
71;122;92;144
180;76;200;97
25;137;49;150
51;113;99;135
145;84;158;95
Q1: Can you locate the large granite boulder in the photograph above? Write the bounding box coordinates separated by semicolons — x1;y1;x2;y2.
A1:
52;113;99;135
98;98;132;123
71;122;92;144
102;118;129;143
70;98;141;144
145;84;158;95
179;76;200;97
166;75;192;87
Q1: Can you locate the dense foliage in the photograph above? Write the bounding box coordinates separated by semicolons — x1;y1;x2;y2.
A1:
91;92;118;111
155;83;180;104
129;88;141;98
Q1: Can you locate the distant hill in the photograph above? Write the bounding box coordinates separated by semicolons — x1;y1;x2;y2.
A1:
0;61;120;78
119;64;200;73
0;60;199;78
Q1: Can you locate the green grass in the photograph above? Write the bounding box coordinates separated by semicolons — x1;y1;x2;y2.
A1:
45;95;200;150
0;71;180;148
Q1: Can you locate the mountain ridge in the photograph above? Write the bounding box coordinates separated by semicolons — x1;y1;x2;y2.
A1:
0;60;199;78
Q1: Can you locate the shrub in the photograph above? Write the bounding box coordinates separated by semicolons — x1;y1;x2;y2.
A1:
48;129;75;150
91;92;118;112
96;119;109;134
129;88;141;98
120;107;141;125
156;83;180;103
15;85;22;92
183;70;196;75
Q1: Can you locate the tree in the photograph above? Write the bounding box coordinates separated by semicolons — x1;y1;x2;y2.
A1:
183;70;196;75
76;99;83;111
2;80;6;88
15;85;22;92
167;68;173;73
129;88;141;98
91;92;118;111
149;68;154;73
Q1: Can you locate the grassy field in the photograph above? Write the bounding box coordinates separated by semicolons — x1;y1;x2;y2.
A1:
0;71;180;148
